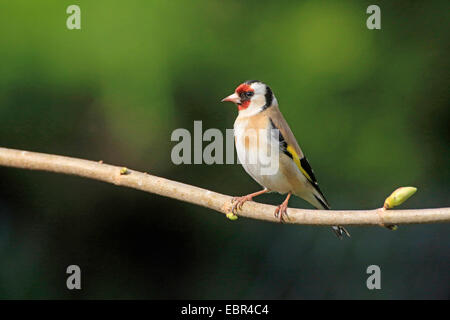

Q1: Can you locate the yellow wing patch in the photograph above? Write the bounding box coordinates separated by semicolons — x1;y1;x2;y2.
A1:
286;145;313;182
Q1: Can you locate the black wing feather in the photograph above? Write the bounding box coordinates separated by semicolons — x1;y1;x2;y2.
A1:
269;118;329;208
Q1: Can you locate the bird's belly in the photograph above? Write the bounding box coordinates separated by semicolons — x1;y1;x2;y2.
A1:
247;163;293;194
235;132;294;194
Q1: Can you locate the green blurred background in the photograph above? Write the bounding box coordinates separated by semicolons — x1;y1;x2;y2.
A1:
0;0;448;299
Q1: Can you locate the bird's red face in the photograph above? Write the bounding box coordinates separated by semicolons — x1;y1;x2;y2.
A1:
221;83;255;111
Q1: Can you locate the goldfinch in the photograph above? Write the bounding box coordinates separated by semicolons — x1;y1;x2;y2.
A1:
221;80;350;239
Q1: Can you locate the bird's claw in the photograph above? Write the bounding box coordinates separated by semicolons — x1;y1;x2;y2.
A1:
231;196;252;214
274;203;289;223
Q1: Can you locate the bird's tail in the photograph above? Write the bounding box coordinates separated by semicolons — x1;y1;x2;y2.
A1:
331;225;351;239
311;192;351;239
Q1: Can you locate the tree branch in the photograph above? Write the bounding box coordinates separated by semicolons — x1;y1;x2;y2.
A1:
0;147;449;226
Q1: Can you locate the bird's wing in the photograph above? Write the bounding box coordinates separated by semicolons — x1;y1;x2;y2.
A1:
266;106;330;208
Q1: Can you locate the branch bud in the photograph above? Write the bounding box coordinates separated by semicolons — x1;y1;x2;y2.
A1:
384;187;417;209
226;213;238;220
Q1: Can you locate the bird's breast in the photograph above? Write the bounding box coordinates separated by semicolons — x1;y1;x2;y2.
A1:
234;115;292;193
234;115;270;161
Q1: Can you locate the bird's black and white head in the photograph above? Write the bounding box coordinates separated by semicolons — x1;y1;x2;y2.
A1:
221;80;277;116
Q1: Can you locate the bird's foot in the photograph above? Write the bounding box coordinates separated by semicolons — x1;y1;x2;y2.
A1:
230;189;269;214
274;192;292;223
274;202;289;223
231;195;253;214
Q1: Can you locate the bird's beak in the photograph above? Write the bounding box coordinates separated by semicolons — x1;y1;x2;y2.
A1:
221;93;241;104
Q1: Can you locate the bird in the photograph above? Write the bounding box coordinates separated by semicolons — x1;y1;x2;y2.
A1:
221;80;350;239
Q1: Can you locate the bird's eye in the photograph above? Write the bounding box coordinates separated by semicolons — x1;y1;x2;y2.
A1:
245;91;254;98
